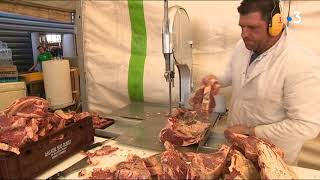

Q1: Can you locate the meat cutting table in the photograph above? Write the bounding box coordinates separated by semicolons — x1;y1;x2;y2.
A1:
35;103;320;179
36;136;320;179
95;102;224;152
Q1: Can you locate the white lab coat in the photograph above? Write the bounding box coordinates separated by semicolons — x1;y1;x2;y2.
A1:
216;30;320;164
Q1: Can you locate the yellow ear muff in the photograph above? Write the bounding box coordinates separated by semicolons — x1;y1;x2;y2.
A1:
268;13;284;37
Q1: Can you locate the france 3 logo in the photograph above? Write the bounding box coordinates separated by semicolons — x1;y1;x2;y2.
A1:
287;11;302;25
279;0;302;25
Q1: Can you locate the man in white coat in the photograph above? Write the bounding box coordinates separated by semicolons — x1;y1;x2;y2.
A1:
200;0;320;164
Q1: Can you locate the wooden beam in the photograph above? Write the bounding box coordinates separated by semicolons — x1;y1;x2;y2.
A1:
0;1;73;23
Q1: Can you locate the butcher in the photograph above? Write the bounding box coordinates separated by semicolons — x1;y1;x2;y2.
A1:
195;0;320;164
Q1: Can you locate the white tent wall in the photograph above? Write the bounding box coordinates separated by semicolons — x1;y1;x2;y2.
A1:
82;0;320;114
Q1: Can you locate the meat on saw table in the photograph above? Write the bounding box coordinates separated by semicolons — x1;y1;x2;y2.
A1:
159;108;211;146
159;83;219;147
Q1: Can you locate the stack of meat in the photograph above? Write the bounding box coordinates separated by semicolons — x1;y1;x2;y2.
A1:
0;97;109;155
0;97;63;154
224;130;297;180
159;108;211;146
83;132;297;180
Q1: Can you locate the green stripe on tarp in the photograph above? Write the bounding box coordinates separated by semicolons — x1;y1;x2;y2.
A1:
127;0;147;102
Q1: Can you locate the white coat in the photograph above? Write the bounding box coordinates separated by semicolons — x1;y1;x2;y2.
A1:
216;30;320;164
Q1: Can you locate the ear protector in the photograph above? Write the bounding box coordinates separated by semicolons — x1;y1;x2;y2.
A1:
268;0;284;37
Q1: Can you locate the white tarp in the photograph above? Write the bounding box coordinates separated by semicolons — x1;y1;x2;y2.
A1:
82;1;320;115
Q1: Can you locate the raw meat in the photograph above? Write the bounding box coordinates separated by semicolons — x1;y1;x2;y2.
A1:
0;115;27;132
159;108;210;146
86;145;119;165
158;142;196;180
184;144;230;179
114;154;151;180
89;168;114;180
257;142;297;180
3;97;48;118
74;112;90;122
144;142;230;180
224;149;259;180
189;85;216;113
0;97;94;154
143;153;163;176
92;116;113;129
224;130;284;166
0;116;43;154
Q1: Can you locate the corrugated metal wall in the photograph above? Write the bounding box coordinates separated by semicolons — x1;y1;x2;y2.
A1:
0;30;32;71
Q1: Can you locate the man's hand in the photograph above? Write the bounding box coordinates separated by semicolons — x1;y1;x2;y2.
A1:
226;125;255;136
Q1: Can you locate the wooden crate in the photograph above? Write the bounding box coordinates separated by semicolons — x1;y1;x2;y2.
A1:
0;117;94;180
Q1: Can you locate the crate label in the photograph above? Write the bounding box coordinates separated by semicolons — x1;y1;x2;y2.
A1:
45;139;72;159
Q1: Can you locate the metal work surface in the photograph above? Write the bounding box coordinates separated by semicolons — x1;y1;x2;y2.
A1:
113;103;223;152
109;102;172;120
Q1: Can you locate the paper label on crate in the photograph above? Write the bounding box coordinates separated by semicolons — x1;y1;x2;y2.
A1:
45;140;72;159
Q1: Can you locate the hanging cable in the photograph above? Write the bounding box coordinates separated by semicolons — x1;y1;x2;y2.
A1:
287;0;292;27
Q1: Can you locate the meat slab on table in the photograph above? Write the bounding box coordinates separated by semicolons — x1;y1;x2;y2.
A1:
86;145;119;165
88;154;151;180
183;144;230;179
143;141;230;180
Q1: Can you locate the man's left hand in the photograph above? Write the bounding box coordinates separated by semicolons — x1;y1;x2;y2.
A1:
226;125;255;136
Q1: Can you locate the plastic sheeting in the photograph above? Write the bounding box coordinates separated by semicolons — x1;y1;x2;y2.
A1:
82;1;320;115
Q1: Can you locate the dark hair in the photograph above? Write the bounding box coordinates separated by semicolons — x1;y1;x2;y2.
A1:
237;0;280;23
37;45;45;50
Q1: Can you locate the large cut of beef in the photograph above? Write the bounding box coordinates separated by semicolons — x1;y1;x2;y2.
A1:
0;113;46;154
3;97;48;118
159;108;210;146
143;141;230;180
89;168;114;180
224;149;259;180
183;144;230;179
157;142;197;180
114;154;151;179
0;115;27;132
88;154;151;180
189;85;216;113
224;130;297;179
224;130;284;167
257;142;297;180
86;145;119;165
